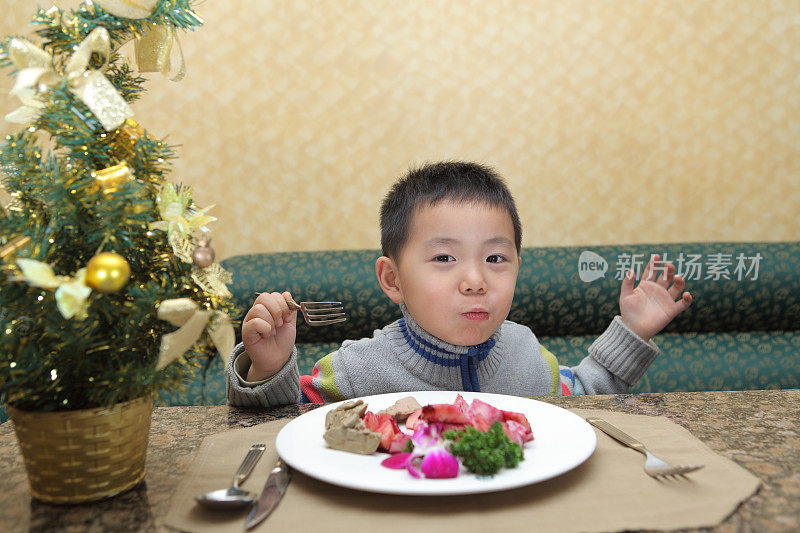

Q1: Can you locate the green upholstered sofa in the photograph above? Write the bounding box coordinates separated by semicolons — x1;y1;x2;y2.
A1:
1;241;796;423
200;241;799;404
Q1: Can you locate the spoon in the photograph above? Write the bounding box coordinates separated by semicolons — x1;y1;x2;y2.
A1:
195;443;266;510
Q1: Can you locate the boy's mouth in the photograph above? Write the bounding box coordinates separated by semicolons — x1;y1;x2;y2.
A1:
462;310;490;321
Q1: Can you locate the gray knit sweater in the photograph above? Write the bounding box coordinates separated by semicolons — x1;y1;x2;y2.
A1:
227;306;660;408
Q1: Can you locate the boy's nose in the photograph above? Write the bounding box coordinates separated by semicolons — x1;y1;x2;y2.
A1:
459;273;487;295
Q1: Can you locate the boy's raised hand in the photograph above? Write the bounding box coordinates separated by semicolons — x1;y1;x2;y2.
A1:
242;291;298;381
619;254;693;343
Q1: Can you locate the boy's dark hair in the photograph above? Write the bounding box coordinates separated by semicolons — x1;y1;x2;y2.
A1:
380;161;522;259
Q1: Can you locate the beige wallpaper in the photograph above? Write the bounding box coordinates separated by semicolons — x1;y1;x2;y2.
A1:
2;0;799;260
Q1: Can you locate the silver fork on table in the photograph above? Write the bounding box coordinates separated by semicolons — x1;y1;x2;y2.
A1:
586;417;704;478
253;293;347;326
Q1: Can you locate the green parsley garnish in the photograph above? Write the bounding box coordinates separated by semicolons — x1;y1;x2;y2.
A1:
444;421;524;475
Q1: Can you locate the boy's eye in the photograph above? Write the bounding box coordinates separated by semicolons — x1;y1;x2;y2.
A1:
486;254;506;264
433;255;455;263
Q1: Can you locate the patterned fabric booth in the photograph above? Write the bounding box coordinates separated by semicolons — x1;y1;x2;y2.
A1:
167;241;800;407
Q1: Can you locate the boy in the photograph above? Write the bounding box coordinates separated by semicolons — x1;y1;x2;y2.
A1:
227;161;692;407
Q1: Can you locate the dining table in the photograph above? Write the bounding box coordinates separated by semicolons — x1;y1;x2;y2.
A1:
0;389;798;532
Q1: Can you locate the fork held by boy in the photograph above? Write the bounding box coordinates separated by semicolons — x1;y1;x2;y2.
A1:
253;292;347;326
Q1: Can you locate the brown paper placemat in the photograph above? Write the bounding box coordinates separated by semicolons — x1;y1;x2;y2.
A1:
162;409;760;533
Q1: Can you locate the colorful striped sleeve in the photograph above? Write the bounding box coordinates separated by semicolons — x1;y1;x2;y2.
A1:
559;367;578;396
299;352;345;403
540;346;576;396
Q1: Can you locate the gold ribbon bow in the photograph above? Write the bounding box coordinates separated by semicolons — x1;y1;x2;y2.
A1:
92;1;187;81
156;298;235;370
6;27;134;131
14;258;92;319
4;38;58;124
135;24;186;82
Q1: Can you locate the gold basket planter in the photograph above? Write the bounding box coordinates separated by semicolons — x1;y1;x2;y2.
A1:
5;396;153;504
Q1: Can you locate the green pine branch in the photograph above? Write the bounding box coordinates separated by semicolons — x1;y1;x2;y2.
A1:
107;62;147;103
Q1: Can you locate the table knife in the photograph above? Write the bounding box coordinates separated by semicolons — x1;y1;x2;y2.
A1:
245;458;291;529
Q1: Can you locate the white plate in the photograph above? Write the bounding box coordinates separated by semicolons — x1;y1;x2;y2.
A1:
275;391;596;495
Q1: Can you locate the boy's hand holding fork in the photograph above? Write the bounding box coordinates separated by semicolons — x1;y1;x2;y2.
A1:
242;291;298;381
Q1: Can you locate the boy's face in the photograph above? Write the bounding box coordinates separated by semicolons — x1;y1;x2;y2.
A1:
384;200;521;346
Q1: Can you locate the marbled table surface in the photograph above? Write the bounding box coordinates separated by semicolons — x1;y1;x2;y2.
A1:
1;389;798;532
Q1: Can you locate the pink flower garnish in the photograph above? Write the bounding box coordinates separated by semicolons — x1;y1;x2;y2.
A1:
381;452;412;469
420;448;459;478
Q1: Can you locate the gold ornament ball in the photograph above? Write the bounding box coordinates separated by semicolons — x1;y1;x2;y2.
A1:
86;252;131;293
192;242;215;268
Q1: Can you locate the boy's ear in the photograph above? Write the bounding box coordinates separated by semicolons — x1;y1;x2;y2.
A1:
375;256;404;303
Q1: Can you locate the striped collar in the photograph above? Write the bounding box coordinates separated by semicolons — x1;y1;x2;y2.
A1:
398;304;498;366
385;304;505;392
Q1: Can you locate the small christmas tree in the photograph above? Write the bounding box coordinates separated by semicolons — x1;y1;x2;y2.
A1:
0;0;237;412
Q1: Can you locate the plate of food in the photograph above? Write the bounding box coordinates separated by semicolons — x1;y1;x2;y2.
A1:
275;391;596;495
